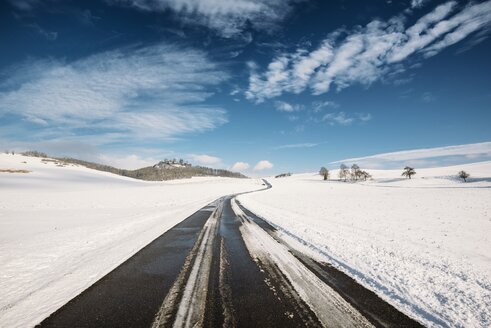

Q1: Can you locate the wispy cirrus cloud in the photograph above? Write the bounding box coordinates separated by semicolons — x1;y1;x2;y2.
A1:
411;0;430;9
246;1;491;102
274;101;304;112
275;142;318;149
0;43;229;146
6;0;41;11
330;141;491;168
26;23;58;41
312;100;339;112
110;0;302;37
322;112;372;126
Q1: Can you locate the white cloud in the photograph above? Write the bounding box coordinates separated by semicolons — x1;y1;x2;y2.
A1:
330;141;491;167
0;43;228;145
274;101;303;112
312;100;339;112
411;0;430;9
246;0;491;101
189;154;222;165
254;160;273;171
422;91;436;102
358;113;372;122
111;0;302;37
291;40;334;93
423;2;491;57
6;0;40;10
287;115;299;122
275;143;318;149
231;161;250;171
27;23;58;41
322;112;372;126
246;56;290;101
387;1;457;63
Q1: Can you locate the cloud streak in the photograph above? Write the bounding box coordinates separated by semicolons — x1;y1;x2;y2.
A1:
330;141;491;167
0;43;229;146
6;0;40;11
189;154;222;165
246;1;491;102
275;142;318;149
411;0;430;9
111;0;302;37
274;101;304;112
322;112;371;126
26;23;58;41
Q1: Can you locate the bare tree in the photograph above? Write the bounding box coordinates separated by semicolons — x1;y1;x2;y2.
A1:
458;170;470;182
360;170;372;181
402;166;416;179
319;167;329;180
350;164;360;181
339;164;349;182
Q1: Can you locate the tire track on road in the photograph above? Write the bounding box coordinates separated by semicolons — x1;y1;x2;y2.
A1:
38;180;424;328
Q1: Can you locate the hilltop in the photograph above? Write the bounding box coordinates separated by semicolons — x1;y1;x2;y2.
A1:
0;152;260;327
20;151;247;181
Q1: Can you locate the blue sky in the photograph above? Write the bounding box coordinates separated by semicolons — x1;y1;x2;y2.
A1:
1;0;491;175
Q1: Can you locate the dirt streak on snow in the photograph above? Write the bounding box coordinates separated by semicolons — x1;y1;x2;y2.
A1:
0;154;261;328
238;161;491;328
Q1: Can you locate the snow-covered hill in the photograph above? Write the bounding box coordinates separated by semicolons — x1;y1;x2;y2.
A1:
239;161;491;328
0;154;261;327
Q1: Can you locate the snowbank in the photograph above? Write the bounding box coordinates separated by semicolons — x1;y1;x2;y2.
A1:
0;154;261;327
238;161;491;328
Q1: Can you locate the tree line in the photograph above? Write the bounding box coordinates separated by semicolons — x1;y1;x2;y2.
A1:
319;165;471;182
319;164;371;182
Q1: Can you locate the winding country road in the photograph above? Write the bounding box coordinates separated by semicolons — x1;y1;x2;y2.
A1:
38;180;424;328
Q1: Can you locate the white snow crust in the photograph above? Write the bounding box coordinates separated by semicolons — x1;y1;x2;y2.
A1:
238;162;491;328
0;154;261;327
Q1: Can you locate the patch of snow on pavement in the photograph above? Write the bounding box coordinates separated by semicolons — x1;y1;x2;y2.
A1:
238;161;491;328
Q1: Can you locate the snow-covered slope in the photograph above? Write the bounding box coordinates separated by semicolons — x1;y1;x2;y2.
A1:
0;154;261;328
239;161;491;328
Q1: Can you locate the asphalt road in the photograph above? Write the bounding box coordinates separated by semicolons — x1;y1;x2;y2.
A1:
38;180;424;328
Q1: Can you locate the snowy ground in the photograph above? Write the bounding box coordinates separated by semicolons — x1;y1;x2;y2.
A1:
0;154;261;328
239;162;491;328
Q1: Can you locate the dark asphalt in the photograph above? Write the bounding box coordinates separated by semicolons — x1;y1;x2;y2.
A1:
37;204;213;328
38;180;425;328
237;201;425;328
205;196;322;327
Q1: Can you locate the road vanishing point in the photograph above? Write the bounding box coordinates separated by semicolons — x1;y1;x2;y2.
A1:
38;180;424;328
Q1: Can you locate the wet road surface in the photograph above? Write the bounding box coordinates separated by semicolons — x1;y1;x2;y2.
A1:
38;181;425;328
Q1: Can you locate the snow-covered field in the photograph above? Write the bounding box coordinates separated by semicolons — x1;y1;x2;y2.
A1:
0;154;261;328
239;162;491;328
2;153;490;328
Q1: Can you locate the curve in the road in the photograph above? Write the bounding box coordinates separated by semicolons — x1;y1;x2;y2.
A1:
38;179;424;328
